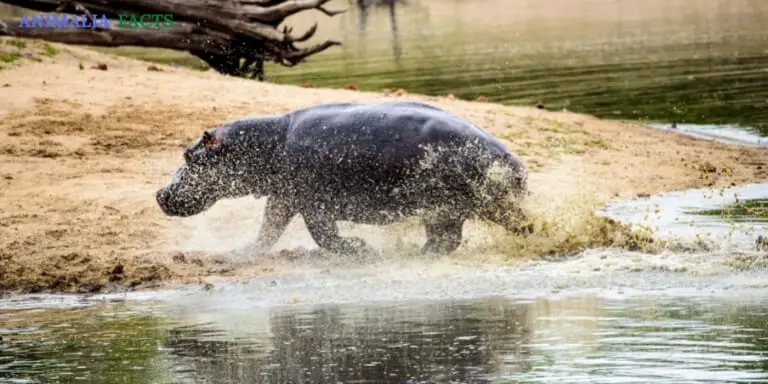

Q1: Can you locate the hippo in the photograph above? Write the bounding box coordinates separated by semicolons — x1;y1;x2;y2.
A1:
156;101;531;256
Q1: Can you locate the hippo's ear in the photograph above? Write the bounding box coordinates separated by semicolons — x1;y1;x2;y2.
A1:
201;131;219;149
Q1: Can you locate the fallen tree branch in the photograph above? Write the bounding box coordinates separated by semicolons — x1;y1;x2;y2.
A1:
1;19;234;53
0;0;345;78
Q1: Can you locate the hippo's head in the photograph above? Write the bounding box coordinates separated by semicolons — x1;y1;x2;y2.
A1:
156;129;252;217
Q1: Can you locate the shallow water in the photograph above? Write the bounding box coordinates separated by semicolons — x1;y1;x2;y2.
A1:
599;182;768;251
646;124;768;147
2;183;768;383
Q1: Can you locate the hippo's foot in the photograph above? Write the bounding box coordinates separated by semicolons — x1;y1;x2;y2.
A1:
420;238;462;255
303;212;378;257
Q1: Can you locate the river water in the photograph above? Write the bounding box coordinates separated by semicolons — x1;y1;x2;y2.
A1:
2;184;767;383
1;291;767;383
267;0;768;136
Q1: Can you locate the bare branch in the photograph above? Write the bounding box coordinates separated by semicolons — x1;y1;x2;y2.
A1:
245;0;345;22
317;6;346;16
282;39;340;66
282;22;316;43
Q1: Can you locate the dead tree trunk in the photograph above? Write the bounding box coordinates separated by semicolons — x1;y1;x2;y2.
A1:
0;0;345;79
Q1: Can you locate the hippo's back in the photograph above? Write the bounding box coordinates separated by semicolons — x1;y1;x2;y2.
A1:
285;102;513;166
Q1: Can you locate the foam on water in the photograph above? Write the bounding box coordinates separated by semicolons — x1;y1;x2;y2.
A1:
82;246;766;312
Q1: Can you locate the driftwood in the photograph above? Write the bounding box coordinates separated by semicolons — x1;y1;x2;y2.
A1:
0;0;346;79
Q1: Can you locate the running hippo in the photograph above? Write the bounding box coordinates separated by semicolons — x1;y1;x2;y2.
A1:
156;101;531;255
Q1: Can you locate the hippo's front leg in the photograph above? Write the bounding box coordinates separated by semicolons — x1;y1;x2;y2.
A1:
302;210;375;256
236;196;296;256
256;196;298;248
421;211;467;254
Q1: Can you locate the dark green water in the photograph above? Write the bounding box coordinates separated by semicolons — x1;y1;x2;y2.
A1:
1;294;767;383
265;0;768;135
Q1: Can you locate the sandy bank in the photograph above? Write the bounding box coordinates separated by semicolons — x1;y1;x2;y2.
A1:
1;39;766;293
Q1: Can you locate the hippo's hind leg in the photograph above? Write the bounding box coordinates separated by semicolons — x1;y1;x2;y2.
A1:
421;211;466;254
302;210;375;256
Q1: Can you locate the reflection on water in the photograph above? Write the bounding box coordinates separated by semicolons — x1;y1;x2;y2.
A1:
166;300;529;383
1;295;767;383
269;0;768;135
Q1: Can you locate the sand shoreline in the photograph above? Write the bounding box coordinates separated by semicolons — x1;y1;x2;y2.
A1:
1;40;766;294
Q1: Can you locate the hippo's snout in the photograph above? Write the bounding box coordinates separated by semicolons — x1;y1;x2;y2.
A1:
155;187;189;217
155;185;214;217
156;188;174;216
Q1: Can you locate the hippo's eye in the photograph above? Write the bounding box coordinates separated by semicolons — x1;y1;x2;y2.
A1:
171;167;185;184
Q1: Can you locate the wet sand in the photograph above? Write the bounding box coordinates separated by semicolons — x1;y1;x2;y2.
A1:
0;39;766;293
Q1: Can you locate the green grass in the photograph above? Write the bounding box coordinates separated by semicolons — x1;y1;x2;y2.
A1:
42;42;59;56
687;199;768;223
5;38;26;49
0;52;21;63
583;138;612;149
